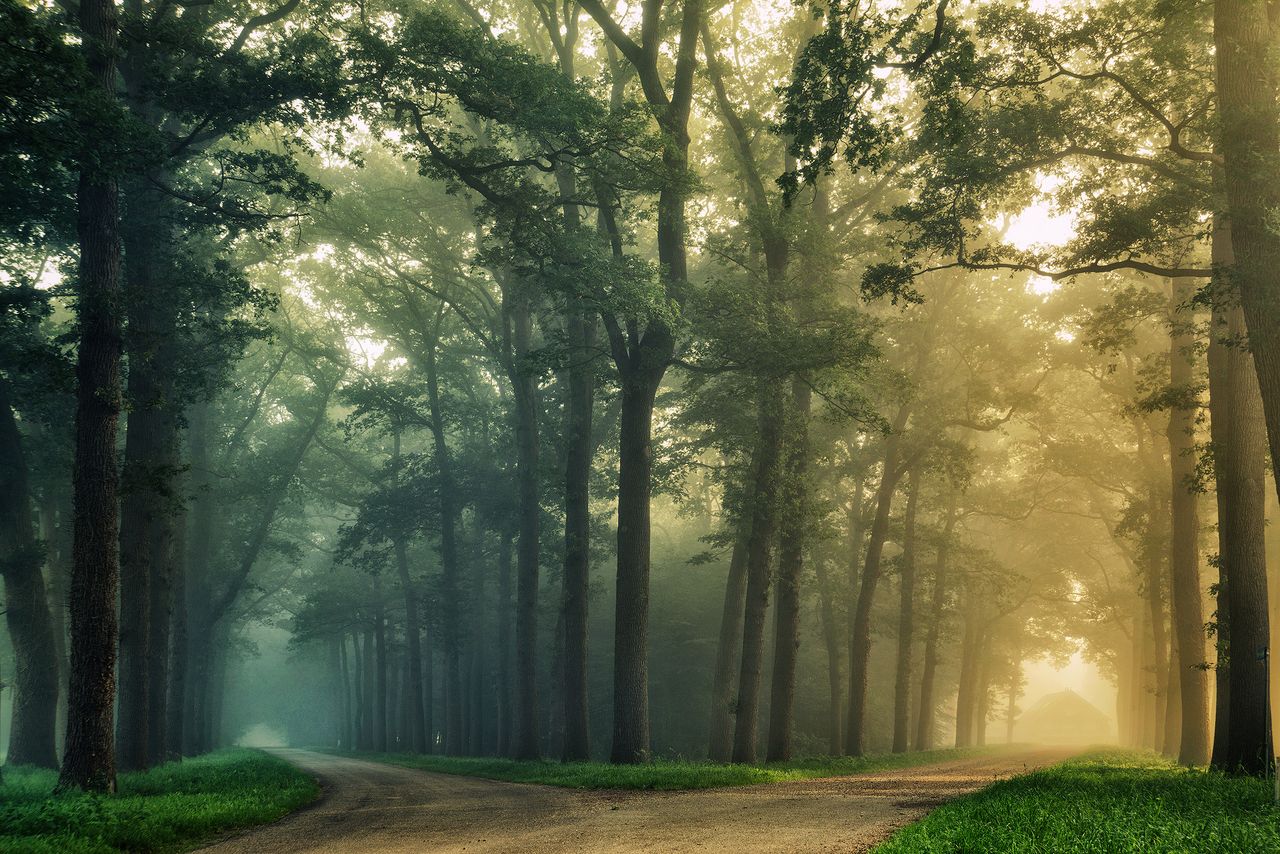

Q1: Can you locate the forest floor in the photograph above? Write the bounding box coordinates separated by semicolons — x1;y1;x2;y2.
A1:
194;746;1072;853
0;748;317;854
874;749;1280;852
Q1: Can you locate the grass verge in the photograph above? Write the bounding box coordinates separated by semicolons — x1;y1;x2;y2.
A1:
0;748;318;854
874;749;1280;852
334;745;1002;790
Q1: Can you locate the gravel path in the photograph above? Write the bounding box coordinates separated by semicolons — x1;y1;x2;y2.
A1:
195;746;1072;853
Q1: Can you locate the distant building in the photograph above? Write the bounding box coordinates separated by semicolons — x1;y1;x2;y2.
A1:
1014;688;1114;744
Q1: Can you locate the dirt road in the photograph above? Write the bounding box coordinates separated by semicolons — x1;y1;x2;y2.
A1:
196;746;1070;853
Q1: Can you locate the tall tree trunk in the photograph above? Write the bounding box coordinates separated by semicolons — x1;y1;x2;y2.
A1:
954;598;982;748
39;495;71;751
1206;225;1271;774
60;0;123;791
846;406;911;756
916;493;957;751
392;432;427;754
892;467;921;753
594;0;702;762
609;366;664;764
1167;277;1210;765
561;303;595;762
1144;489;1170;754
117;184;180;772
352;632;366;750
495;529;513;756
1213;2;1280;779
708;524;750;762
731;380;786;764
1165;632;1183;758
0;379;60;768
974;649;992;747
423;339;464;756
766;381;811;762
360;627;375;750
510;295;542;761
339;635;352;749
165;474;188;760
813;554;844;755
374;577;388;753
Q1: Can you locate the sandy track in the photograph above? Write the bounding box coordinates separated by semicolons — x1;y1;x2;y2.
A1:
196;746;1071;853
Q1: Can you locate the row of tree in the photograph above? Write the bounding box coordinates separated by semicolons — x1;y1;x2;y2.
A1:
2;0;1277;793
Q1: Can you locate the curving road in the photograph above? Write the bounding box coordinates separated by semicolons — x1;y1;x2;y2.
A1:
196;746;1071;854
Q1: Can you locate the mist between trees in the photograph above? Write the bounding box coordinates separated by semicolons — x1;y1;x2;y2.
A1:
2;0;1280;793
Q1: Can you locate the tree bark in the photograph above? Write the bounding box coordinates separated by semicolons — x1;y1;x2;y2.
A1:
766;380;811;762
731;380;786;764
846;406;911;756
510;294;542;761
561;301;595;762
708;524;750;761
422;338;464;756
392;432;427;754
1206;225;1271;774
374;576;388;753
610;368;663;763
0;378;60;768
1167;277;1210;765
583;0;703;765
496;529;513;756
813;552;844;755
1144;487;1170;754
915;492;957;751
891;467;921;753
59;0;123;791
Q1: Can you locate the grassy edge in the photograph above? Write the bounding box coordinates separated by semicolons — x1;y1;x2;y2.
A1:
0;748;320;854
323;744;1010;791
872;748;1280;853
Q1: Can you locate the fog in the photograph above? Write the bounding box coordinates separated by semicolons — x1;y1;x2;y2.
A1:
4;0;1277;786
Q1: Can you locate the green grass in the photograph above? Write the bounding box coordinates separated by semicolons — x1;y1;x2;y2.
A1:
0;748;319;854
875;749;1280;853
336;745;1003;790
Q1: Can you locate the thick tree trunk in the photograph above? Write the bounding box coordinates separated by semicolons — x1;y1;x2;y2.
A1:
562;303;595;762
915;494;957;751
731;380;786;764
0;379;60;768
610;368;663;764
598;0;700;760
1167;277;1210;766
510;296;542;761
1206;226;1271;774
60;0;123;791
164;470;187;761
891;468;921;754
766;381;811;762
117;193;180;772
846;406;911;756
